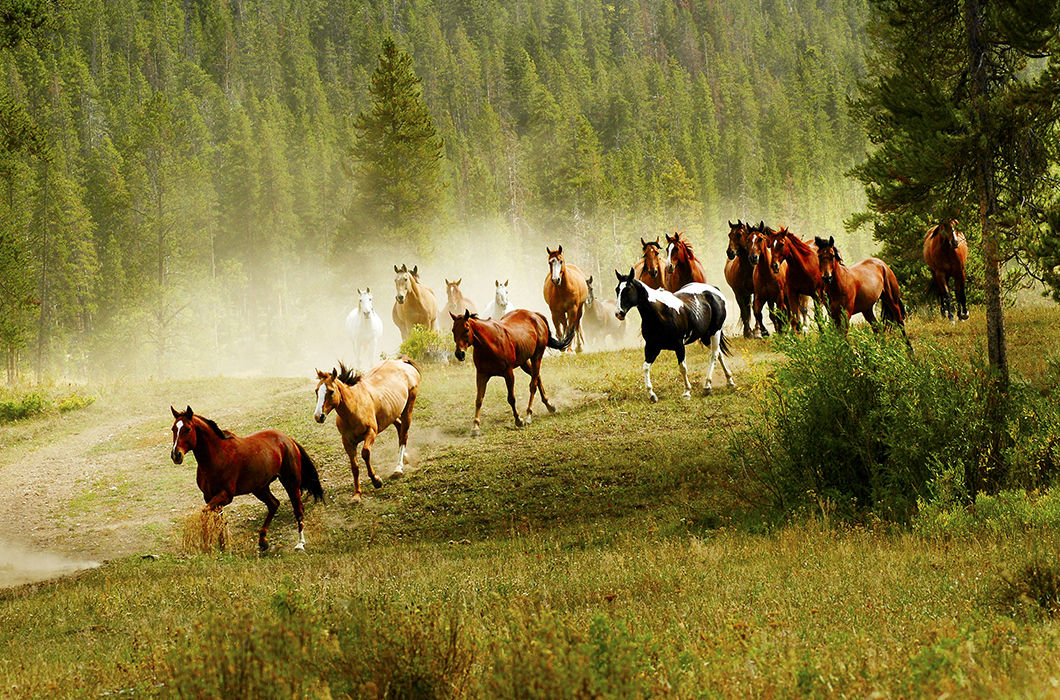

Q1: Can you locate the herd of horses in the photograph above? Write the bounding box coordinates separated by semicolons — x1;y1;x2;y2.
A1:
168;219;969;552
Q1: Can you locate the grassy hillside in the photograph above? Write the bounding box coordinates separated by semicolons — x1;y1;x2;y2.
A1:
2;310;1060;697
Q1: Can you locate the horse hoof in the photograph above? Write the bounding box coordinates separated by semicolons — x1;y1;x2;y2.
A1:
259;542;269;553
294;542;305;553
728;379;737;389
761;329;771;338
524;413;533;425
681;391;691;399
704;385;713;396
390;469;404;480
546;404;557;414
470;427;481;438
371;477;383;489
649;392;658;403
352;493;362;504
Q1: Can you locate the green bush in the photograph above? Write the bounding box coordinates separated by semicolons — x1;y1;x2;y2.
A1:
399;324;452;363
56;391;94;413
995;554;1060;620
0;391;47;423
913;489;1060;539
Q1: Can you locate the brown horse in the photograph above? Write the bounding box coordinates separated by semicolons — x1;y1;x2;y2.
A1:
923;219;969;322
633;237;668;289
583;275;625;346
664;231;707;292
393;264;438;341
767;227;824;332
543;246;588;353
443;278;477;318
450;309;575;437
169;406;324;552
749;225;787;336
314;358;420;501
815;236;909;342
724;220;759;338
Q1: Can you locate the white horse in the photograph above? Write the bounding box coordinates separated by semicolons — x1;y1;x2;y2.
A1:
345;288;383;370
483;279;512;320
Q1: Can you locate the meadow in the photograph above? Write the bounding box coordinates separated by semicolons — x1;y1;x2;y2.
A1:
2;309;1060;698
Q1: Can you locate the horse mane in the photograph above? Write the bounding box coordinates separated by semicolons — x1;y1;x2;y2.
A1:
336;361;362;386
198;415;234;440
674;238;695;260
785;232;814;257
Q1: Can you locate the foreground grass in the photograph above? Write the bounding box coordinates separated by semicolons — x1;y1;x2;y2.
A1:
2;307;1060;698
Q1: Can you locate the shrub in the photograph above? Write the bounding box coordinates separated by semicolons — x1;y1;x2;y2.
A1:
399;324;452;363
995;555;1060;620
0;391;47;423
913;489;1060;539
56;391;94;413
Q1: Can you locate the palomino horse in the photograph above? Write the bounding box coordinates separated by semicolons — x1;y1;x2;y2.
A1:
815;236;909;343
664;231;707;292
633;237;668;289
724;220;759;338
615;269;735;402
450;309;575;436
923;219;969;322
169;406;324;552
543;246;588;353
346;288;383;370
443;278;477;318
393;264;438;341
767;227;825;332
484;280;512;320
583;275;625;346
314;358;420;500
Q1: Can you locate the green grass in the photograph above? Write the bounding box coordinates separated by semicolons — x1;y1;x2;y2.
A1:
3;307;1060;697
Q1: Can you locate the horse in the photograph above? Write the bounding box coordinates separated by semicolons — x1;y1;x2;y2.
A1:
484;280;512;320
724;220;759;338
543;246;588;353
633;237;668;290
346;288;383;370
767;226;825;332
169;406;324;552
664;231;707;293
392;264;438;341
923;219;969;322
583;275;625;346
748;225;813;335
450;309;575;437
814;236;909;343
615;269;735;402
443;278;477;318
314;357;420;501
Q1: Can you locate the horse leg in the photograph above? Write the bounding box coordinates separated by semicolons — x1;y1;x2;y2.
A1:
708;331;736;391
504;369;524;427
935;271;952;322
251;486;280;552
573;307;585;353
360;429;383;489
393;387;417;477
343;437;364;501
955;272;969;321
739;293;753;339
530;354;556;414
675;345;692;399
471;372;489;437
644;346;661;403
751;294;765;339
279;475;306;552
864;305;880;333
521;361;537;424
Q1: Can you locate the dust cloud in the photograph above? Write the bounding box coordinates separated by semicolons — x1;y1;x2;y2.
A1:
0;540;99;588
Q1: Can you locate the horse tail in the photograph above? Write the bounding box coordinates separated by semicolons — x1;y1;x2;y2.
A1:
296;442;325;503
882;267;905;324
548;322;577;351
718;329;732;357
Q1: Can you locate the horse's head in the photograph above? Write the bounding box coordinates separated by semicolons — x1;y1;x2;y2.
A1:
394;264;413;304
450;309;477;362
585;275;595;307
357;288;374;316
614;268;640;321
726;220;746;261
547;246;564;286
494;279;509;307
665;231;687;273
940;219;961;249
445;278;463;306
313;368;340;423
169;405;196;464
748;224;771;267
768;227;790;273
814;236;841;285
640;238;663;280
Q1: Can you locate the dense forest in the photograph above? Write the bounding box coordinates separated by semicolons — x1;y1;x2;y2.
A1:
0;0;876;380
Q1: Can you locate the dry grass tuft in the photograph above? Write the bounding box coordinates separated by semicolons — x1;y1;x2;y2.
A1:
177;508;230;554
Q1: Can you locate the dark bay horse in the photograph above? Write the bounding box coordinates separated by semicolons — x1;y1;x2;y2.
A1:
815;236;909;343
393;264;438;341
450;309;575;436
923;219;969;322
543;246;588;353
767;227;824;332
443;278;477;318
664;231;707;292
633;237;668;289
724;220;759;338
314;358;420;500
583;275;625;346
615;269;734;402
170;406;323;551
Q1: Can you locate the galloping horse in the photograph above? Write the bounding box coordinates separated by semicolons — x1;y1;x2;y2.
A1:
748;225;787;336
443;278;477;318
484;280;512;320
664;231;707;293
724;220;759;338
615;269;735;402
543;246;588;353
633;237;668;290
314;358;420;500
767;227;824;332
346;288;383;370
815;236;909;343
169;406;324;552
393;264;438;341
583;275;625;346
450;309;575;436
923;219;969;322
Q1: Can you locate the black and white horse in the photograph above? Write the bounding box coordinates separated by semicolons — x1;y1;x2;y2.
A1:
614;269;735;402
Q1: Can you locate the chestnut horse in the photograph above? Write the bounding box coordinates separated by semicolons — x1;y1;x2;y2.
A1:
443;278;477;318
169;406;324;552
393;264;438;341
767;227;825;332
724;220;759;338
633;237;668;289
923;219;969;322
664;231;707;292
748;225;787;336
450;309;575;436
314;358;420;500
815;236;909;343
543;246;588;353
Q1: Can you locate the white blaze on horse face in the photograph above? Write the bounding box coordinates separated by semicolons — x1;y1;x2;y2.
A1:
550;257;563;284
314;384;327;419
172;420;183;452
